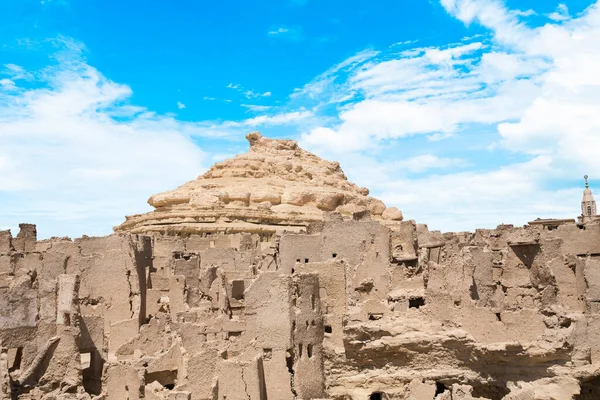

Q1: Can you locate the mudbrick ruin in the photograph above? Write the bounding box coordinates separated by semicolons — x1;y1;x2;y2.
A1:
3;132;600;400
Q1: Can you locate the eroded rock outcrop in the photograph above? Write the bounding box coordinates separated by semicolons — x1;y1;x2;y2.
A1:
115;132;396;235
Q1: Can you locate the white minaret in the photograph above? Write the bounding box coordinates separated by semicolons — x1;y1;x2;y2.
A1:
581;175;597;222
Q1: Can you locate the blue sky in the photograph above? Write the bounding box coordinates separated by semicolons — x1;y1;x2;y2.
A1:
1;0;600;238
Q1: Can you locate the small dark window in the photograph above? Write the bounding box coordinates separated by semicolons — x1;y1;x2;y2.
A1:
291;268;295;274
409;297;425;309
64;312;71;326
231;280;245;301
588;206;592;216
228;331;242;340
369;392;383;400
368;313;383;321
304;258;309;263
307;344;313;358
332;253;337;258
310;294;315;310
324;325;332;334
435;382;448;395
298;344;303;358
263;348;272;361
496;313;502;322
296;259;300;262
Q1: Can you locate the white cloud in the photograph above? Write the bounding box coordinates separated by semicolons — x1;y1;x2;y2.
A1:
0;79;16;90
268;27;290;35
227;83;272;99
242;104;272;112
267;25;303;41
548;4;571;21
177;101;186;109
296;0;600;230
232;110;314;127
3;64;34;80
374;156;579;232
392;155;468;173
0;46;211;238
6;0;600;237
512;9;536;17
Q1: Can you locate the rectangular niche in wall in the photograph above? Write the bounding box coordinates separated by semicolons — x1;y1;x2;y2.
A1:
231;280;245;300
409;297;425;309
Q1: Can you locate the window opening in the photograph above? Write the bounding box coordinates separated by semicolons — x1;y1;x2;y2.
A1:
435;382;448;396
409;297;425;309
368;313;383;321
8;347;23;372
263;348;272;361
231;280;245;301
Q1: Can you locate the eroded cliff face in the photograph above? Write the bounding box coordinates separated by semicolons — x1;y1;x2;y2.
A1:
3;134;600;400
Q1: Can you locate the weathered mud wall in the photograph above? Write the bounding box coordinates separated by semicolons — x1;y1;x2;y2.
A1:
3;218;600;400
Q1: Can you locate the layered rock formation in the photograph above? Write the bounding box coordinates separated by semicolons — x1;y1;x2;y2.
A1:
3;133;600;400
115;132;402;235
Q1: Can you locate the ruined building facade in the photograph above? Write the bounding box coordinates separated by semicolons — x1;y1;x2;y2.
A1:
2;133;600;400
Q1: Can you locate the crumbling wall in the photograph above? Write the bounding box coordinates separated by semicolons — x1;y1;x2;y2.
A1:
0;226;150;399
6;217;600;400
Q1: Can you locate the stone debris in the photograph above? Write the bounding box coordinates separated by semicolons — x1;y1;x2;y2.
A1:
2;133;600;399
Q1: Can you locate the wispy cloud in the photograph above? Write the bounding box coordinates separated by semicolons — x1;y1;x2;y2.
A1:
0;39;305;237
268;27;290;35
227;82;272;99
0;79;16;90
393;155;468;173
242;104;272;112
267;25;304;41
289;0;600;231
177;101;186;109
3;64;34;80
0;52;208;237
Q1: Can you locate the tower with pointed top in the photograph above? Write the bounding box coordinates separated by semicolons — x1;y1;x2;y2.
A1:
581;175;597;222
